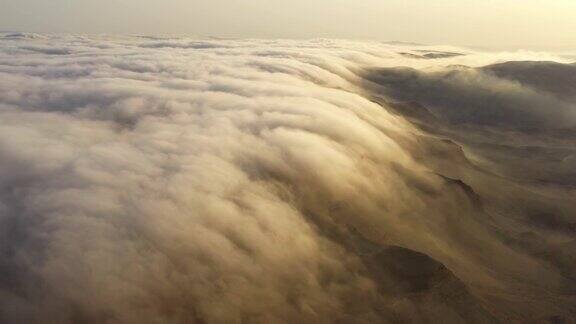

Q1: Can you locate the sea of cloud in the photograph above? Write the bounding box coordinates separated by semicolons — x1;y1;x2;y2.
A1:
0;33;575;323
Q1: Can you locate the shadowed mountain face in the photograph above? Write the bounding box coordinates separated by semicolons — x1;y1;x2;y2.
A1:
364;64;576;130
1;33;576;323
363;61;576;322
482;61;576;99
363;61;576;183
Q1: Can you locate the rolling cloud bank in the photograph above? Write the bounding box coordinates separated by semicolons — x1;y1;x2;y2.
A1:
0;33;575;323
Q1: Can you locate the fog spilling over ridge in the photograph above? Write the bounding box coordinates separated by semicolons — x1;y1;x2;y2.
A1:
1;33;576;323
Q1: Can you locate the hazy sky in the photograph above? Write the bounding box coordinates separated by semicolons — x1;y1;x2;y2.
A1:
1;0;575;49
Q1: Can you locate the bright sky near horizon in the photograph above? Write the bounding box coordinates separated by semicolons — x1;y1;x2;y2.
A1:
1;0;575;50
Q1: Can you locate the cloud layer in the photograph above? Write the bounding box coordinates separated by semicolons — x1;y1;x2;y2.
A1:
0;33;575;323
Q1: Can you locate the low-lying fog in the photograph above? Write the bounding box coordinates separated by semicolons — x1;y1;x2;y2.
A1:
1;33;575;323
